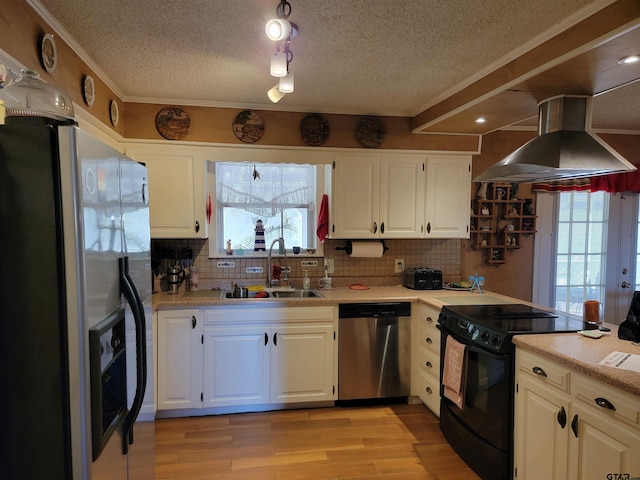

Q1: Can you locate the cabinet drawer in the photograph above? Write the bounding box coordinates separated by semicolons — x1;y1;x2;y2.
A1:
417;346;440;380
418;320;440;355
572;372;640;429
417;370;440;417
517;349;570;393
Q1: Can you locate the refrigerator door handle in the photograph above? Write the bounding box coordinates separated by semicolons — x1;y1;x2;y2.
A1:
119;256;148;455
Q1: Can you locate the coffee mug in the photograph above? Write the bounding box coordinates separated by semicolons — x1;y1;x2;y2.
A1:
318;277;333;289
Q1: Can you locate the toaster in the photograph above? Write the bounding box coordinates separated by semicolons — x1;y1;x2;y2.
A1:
403;267;443;290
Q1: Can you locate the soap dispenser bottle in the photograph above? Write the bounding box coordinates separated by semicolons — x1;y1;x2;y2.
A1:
303;270;311;290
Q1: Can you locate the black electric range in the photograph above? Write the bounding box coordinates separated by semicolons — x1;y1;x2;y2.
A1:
438;303;586;354
437;303;587;480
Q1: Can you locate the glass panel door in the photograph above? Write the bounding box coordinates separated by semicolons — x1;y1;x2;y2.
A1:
554;191;607;315
549;192;638;323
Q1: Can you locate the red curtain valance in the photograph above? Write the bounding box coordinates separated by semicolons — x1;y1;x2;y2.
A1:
533;167;640;193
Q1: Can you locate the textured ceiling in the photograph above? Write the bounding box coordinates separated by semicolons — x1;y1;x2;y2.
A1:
35;0;639;130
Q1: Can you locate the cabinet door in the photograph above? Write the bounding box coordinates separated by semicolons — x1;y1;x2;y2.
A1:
515;374;570;480
379;156;425;238
424;155;471;238
157;310;202;410
125;145;208;238
270;323;335;403
202;325;270;407
567;403;640;480
331;155;380;239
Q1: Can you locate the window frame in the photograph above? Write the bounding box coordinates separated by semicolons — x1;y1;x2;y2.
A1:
208;161;328;258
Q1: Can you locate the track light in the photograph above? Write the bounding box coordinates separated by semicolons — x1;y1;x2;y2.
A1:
278;72;294;93
267;84;286;103
265;0;298;98
266;18;292;42
270;51;288;77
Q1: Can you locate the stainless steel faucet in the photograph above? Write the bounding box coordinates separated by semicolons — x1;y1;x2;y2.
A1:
267;237;288;288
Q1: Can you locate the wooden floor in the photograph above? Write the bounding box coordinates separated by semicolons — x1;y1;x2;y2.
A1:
155;403;480;480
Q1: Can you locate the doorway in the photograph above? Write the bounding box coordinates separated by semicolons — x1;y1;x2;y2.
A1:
533;191;638;324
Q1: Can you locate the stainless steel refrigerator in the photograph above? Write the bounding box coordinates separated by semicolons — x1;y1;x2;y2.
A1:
0;116;154;479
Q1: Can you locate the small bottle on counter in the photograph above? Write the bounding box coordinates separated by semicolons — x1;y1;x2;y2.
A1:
303;270;310;290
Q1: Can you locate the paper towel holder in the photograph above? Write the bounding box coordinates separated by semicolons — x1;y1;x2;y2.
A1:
335;240;387;255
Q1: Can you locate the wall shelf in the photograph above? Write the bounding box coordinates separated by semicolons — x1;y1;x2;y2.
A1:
470;183;536;265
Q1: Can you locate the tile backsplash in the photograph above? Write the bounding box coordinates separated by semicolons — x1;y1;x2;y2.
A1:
152;238;461;290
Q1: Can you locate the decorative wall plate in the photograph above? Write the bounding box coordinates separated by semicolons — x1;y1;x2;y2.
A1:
155;106;191;140
83;75;95;107
41;33;58;74
109;100;119;127
356;116;386;148
232;110;265;143
300;113;330;146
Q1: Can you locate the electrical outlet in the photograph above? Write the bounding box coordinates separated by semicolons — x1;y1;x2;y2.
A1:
395;259;404;274
324;258;335;274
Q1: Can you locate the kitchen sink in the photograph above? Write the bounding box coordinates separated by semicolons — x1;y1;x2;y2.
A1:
217;289;323;299
272;289;323;298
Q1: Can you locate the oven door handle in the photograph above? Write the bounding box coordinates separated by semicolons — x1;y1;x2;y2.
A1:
454;342;509;359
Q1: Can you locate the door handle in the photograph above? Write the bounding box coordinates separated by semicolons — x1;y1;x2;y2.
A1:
273;332;277;346
380;222;385;234
557;406;567;428
192;316;197;329
264;332;268;346
621;281;631;289
194;220;200;233
594;397;616;410
426;222;431;234
373;222;378;233
532;366;548;377
571;414;579;437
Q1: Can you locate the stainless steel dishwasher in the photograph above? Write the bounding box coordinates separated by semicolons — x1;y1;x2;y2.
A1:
338;302;411;401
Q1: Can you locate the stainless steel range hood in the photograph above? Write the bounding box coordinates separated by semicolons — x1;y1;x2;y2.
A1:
473;95;636;183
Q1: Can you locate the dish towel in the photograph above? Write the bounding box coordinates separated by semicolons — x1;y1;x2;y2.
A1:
316;194;329;242
442;335;468;410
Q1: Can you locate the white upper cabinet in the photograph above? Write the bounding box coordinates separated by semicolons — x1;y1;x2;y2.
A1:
380;156;426;238
424;155;471;238
331;154;425;239
125;144;210;238
332;153;470;239
331;155;380;239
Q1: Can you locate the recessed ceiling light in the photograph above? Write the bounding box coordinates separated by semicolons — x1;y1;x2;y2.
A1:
475;117;487;124
618;55;640;65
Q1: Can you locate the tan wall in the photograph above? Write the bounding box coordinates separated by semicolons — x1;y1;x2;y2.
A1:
465;131;538;301
124;102;480;151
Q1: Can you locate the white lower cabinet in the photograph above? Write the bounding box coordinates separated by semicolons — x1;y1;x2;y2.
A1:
411;302;441;416
515;348;640;480
268;323;335;403
157;309;203;410
203;325;271;407
157;306;337;413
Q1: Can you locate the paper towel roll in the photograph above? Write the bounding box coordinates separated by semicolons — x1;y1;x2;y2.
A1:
348;241;385;258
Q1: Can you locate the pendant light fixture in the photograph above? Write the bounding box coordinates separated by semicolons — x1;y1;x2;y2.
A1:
265;0;298;102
